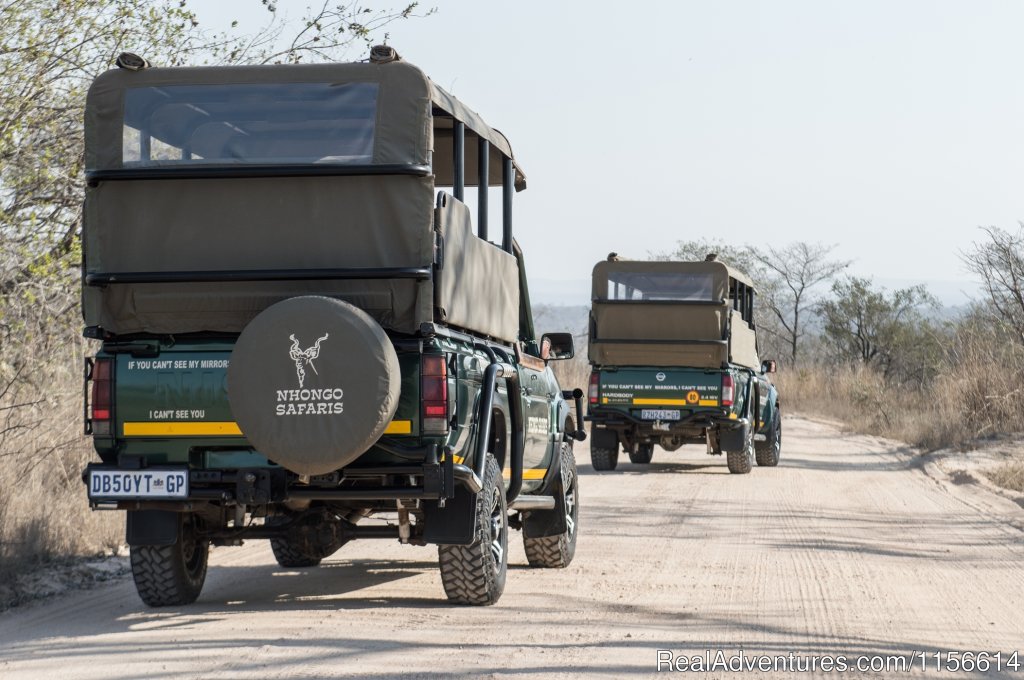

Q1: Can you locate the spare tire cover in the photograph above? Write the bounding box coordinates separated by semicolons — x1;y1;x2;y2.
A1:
227;296;401;476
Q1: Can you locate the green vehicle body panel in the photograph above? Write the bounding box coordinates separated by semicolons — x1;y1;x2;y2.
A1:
594;366;777;428
97;335;557;494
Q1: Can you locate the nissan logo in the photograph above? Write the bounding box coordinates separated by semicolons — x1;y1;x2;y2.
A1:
656;372;666;382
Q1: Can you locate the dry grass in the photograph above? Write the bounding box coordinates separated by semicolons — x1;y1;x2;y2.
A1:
0;341;122;586
985;462;1024;493
775;328;1024;456
551;352;591;397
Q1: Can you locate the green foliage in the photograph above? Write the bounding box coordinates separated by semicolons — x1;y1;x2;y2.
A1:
819;277;941;383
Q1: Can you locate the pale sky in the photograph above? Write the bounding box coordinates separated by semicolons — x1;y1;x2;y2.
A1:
196;1;1023;305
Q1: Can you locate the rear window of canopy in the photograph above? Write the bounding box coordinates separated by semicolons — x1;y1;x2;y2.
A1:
122;82;379;166
606;271;715;301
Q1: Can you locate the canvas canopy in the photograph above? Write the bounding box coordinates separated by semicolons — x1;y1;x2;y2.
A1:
82;58;525;343
84;60;525;187
589;260;760;369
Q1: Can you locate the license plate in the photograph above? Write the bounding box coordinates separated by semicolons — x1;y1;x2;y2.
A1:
88;469;189;500
640;409;681;421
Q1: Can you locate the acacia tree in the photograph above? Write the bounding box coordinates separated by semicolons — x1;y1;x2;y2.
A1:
748;242;849;366
819;277;938;381
962;224;1024;344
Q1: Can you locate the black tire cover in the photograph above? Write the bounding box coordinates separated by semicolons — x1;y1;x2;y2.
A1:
227;296;401;476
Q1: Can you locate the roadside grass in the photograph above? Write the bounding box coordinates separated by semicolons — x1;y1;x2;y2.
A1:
774;360;1024;452
773;330;1024;493
986;463;1024;493
550;352;590;397
0;343;122;593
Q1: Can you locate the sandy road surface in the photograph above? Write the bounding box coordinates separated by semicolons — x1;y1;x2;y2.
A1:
1;417;1023;679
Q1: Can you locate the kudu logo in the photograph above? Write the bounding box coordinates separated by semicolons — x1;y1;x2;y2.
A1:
288;333;328;388
276;333;345;416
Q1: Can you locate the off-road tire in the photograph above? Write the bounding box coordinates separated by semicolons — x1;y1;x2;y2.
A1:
130;514;209;607
726;426;755;474
270;537;322;568
524;441;579;568
755;409;781;467
267;515;348;568
438;454;508;605
590;428;619;471
629;443;654;465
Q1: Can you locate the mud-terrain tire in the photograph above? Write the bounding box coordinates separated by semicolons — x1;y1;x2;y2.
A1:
629;443;654;465
130;514;209;607
726;426;755;475
267;516;346;568
227;296;401;476
755;409;781;467
590;428;619;471
438;454;508;605
271;537;322;568
524;441;579;568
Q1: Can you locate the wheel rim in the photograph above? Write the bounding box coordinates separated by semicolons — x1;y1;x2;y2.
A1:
563;457;577;538
488;485;506;565
181;518;205;578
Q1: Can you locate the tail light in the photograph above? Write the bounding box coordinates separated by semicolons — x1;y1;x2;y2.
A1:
721;374;734;407
88;357;114;436
589;371;599;405
421;354;449;434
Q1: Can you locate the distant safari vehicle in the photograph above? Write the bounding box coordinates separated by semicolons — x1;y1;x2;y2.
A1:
586;258;781;473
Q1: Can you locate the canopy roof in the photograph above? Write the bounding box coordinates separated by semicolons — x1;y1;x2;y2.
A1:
592;260;755;301
84;58;526;189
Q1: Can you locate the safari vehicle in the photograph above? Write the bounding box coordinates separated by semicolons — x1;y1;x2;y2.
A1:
80;47;585;607
585;258;780;474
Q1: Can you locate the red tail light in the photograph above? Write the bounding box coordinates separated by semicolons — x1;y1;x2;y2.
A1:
421;354;449;434
589;371;599;405
90;358;113;436
721;374;734;407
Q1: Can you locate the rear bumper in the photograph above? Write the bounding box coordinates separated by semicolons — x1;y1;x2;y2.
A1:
585;406;741;431
83;459;482;509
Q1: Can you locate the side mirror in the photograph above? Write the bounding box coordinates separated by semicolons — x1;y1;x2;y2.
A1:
761;359;777;374
541;332;574;361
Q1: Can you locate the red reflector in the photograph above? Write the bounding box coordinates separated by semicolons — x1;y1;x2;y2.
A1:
92;408;111;420
423;404;447;417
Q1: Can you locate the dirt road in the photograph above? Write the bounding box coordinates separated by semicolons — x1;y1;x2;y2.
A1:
1;417;1022;678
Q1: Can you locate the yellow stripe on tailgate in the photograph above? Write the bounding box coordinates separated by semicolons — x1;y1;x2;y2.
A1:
632;398;689;406
123;421;242;437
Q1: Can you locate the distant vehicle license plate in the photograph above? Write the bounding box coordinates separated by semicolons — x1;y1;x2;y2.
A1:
88;469;189;500
641;409;681;421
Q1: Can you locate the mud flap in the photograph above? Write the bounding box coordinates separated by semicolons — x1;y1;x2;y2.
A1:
523;450;567;539
718;423;750;453
126;509;179;546
422;484;478;546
